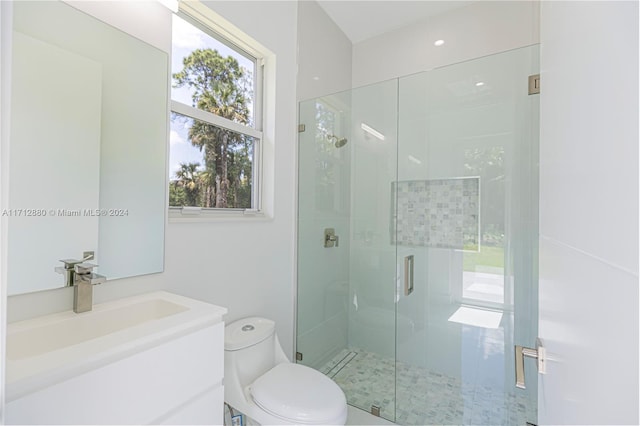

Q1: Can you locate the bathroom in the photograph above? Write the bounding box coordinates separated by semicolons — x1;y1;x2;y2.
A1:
0;0;637;425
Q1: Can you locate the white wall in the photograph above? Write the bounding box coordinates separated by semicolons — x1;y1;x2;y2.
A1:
66;1;172;51
297;0;352;101
538;1;638;424
352;0;539;88
161;1;299;358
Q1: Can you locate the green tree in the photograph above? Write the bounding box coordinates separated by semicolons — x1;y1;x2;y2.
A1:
173;162;201;207
169;181;186;206
464;146;505;246
173;49;252;208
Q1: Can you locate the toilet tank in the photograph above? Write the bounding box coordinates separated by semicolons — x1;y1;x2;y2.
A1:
225;317;279;388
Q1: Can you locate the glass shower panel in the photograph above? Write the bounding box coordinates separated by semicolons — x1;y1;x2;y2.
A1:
296;79;398;421
395;46;539;425
297;91;352;371
345;80;398;420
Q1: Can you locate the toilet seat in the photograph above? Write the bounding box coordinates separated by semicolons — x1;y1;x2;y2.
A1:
250;363;347;425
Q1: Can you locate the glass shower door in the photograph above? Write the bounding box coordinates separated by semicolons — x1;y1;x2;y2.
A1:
297;46;539;425
343;80;398;420
394;46;540;425
296;79;399;421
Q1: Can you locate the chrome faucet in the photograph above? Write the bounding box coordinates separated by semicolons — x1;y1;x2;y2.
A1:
55;253;106;313
72;263;106;313
55;253;93;286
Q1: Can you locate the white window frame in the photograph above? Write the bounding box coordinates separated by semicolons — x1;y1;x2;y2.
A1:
169;5;265;218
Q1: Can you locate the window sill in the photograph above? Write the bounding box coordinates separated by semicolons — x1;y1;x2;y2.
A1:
168;207;271;223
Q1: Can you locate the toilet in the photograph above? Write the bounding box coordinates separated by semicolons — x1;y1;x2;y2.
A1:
224;317;348;425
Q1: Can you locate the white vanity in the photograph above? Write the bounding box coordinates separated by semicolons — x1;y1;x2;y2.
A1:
5;292;227;425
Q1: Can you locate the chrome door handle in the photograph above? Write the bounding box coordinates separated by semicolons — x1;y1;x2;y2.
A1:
515;338;546;389
404;255;414;296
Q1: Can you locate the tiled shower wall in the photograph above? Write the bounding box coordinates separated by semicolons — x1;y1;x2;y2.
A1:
392;177;480;250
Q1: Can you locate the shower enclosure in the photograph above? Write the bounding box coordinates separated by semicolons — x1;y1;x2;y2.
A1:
296;46;539;425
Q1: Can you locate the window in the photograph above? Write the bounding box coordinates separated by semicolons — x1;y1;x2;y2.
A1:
169;12;263;214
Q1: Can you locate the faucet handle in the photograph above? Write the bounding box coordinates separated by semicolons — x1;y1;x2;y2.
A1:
59;252;94;270
74;263;98;275
59;258;85;269
74;263;106;286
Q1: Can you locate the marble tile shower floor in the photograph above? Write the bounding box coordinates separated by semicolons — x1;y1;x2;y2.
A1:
320;349;535;426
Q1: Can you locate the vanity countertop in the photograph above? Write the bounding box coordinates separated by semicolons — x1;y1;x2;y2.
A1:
6;291;227;402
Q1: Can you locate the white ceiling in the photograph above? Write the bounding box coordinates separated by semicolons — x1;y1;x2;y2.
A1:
317;1;473;44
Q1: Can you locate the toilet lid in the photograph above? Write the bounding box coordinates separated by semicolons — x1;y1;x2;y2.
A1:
250;363;346;424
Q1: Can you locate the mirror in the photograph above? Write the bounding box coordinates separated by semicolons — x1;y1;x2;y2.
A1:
7;1;167;295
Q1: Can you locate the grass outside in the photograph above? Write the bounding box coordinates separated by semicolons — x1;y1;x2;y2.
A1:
463;245;504;272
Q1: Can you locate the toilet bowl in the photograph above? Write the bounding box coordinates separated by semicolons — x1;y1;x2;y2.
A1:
224;317;348;425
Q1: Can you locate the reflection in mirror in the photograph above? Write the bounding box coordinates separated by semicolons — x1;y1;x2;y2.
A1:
7;1;168;295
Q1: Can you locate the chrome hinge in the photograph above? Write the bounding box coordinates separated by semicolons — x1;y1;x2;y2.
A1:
528;74;540;95
296;351;303;361
298;124;306;133
324;228;339;248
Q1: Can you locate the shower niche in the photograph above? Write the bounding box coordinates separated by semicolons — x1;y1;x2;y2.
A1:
296;45;539;425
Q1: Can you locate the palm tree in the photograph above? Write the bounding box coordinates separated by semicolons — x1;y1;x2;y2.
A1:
196;169;215;208
174;162;201;206
173;49;252;208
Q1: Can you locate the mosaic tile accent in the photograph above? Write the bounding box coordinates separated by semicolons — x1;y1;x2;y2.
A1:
392;177;480;250
322;348;535;426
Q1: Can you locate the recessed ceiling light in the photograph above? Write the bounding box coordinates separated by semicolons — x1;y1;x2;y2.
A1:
313;76;320;81
475;82;485;87
434;39;445;47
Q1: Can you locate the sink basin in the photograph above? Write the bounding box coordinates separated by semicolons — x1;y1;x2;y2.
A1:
8;299;188;360
6;291;226;402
